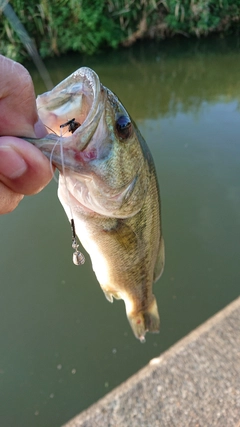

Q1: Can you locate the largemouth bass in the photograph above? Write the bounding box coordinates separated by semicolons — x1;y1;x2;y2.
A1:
25;67;165;342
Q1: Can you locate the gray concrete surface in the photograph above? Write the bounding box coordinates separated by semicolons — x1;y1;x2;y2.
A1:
63;297;240;427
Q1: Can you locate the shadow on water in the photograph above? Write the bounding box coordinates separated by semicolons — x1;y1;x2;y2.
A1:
0;37;240;427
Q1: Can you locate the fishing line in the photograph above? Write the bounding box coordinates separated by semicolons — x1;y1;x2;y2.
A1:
59;125;85;266
49;124;73;181
49;138;61;184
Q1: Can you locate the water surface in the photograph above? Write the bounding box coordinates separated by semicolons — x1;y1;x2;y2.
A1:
0;38;240;427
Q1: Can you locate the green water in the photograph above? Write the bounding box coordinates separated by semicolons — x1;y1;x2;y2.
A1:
0;38;240;427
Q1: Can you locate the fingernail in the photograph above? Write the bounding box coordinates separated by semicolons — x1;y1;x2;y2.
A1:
0;146;28;179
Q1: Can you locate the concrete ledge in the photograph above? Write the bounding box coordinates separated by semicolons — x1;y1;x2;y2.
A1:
63;297;240;427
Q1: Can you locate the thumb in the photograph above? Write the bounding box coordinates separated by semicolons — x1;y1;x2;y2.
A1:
0;137;53;196
0;55;38;137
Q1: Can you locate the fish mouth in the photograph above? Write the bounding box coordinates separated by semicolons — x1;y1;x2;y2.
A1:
23;67;105;163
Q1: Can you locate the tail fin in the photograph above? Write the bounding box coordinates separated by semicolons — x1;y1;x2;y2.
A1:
127;296;160;343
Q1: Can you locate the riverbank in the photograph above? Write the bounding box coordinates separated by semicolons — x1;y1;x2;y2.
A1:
63;297;240;427
1;1;240;62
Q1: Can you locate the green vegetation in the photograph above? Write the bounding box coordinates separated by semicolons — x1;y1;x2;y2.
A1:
1;0;240;62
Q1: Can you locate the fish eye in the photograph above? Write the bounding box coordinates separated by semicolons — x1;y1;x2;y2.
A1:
116;115;132;140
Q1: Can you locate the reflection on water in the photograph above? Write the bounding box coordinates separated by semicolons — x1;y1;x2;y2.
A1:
1;38;240;427
31;37;240;118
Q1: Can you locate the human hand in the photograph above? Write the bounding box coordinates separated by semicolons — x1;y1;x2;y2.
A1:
0;55;52;214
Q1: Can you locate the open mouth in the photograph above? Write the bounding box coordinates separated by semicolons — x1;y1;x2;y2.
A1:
36;67;103;148
22;68;105;170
